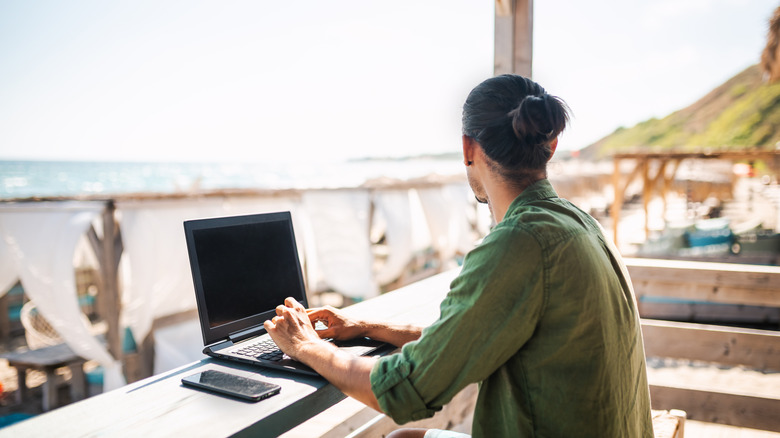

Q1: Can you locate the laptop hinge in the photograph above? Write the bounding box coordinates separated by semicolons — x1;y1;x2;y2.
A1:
228;325;264;343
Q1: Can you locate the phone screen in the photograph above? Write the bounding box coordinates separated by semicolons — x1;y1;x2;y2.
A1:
182;370;281;402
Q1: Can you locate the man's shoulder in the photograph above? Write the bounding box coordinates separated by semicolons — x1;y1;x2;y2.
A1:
497;198;603;253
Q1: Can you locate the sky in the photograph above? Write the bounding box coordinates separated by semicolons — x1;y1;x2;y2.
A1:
0;0;776;163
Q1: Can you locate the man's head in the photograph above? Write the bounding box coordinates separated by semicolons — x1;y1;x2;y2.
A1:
461;75;570;197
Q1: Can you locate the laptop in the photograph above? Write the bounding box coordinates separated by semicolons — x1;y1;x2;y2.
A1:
183;211;385;376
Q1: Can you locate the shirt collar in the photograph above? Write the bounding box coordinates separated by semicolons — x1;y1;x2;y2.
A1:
508;179;558;209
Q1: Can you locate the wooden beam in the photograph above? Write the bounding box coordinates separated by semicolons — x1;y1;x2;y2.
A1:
626;258;780;307
648;160;667;226
661;159;682;222
613;150;780;161
611;157;622;245
88;202;124;365
650;384;780;432
642;159;651;240
494;0;533;77
641;319;780;371
611;158;646;246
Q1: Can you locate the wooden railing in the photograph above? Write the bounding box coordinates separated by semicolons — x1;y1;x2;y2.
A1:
627;258;780;433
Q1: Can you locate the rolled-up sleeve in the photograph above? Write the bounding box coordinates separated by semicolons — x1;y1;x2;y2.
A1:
369;226;546;425
371;353;439;423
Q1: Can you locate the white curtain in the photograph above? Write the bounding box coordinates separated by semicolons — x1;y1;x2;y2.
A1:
0;202;125;390
302;190;377;299
372;189;431;285
417;182;479;262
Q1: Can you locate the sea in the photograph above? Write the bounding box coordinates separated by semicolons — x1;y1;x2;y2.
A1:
0;158;465;200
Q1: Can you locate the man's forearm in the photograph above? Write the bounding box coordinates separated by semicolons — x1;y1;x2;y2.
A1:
358;321;423;348
298;340;382;412
266;300;418;413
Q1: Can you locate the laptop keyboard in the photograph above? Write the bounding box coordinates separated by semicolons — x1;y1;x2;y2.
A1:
235;338;284;361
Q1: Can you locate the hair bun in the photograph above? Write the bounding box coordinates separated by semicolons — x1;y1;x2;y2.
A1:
509;95;558;146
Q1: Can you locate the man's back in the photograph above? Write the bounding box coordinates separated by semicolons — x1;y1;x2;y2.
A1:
470;180;653;436
370;179;653;437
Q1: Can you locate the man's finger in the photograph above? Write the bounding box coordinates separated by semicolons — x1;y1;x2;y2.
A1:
306;308;328;320
280;307;301;325
285;297;306;311
276;305;286;316
263;319;275;331
314;327;335;339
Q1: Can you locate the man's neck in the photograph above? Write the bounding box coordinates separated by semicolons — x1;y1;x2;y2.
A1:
486;175;544;223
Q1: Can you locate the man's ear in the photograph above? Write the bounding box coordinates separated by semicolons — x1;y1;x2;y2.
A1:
548;137;558;161
462;135;475;166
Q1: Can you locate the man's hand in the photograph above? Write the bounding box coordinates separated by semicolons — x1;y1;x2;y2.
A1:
307;306;365;341
311;305;423;348
264;297;328;362
263;297;383;412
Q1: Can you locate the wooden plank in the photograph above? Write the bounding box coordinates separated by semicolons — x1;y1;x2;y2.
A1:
641;319;780;371
625;258;780;307
494;0;533;77
652;410;685;438
650;384;780;432
3;359;346;438
348;384;478;438
0;341;87;367
234;380;349;438
638;301;780;324
3;178;467;205
612;150;780;161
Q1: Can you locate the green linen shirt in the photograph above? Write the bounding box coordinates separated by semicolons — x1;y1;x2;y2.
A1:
370;179;653;437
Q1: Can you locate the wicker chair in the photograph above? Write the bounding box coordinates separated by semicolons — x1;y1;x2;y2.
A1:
19;301;106;350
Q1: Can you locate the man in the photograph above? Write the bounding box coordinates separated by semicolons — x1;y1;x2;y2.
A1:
264;75;654;437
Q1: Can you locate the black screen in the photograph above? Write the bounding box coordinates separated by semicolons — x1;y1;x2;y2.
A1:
190;215;305;330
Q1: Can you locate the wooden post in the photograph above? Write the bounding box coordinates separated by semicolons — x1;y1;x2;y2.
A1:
88;201;124;366
661;159;682;224
494;0;533;77
641;158;673;239
642;159;651;240
611;157;623;245
612;158;645;247
650;160;668;226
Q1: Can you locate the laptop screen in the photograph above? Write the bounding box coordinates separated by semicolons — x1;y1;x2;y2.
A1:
184;212;307;345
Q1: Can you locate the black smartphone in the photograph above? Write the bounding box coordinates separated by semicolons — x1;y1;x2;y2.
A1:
181;370;281;402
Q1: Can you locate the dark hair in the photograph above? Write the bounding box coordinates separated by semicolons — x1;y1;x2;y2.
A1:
462;75;570;177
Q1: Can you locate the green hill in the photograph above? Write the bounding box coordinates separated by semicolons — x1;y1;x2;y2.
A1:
581;64;780;159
